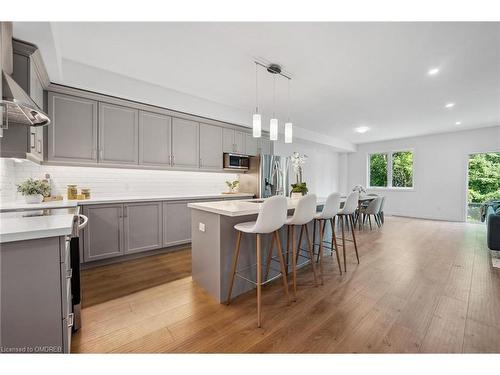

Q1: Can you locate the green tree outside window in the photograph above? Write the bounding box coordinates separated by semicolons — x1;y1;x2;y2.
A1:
468;152;500;203
370;153;388;187
392;151;414;188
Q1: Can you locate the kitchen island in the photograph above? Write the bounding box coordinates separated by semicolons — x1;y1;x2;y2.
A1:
188;197;327;303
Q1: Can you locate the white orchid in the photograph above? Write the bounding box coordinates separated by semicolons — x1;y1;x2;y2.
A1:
290;152;308;184
352;184;366;194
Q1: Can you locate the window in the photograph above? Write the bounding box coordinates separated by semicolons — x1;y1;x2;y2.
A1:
368;150;414;189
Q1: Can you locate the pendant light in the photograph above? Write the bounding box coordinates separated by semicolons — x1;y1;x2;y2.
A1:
269;74;278;141
252;63;261;138
284;78;293;143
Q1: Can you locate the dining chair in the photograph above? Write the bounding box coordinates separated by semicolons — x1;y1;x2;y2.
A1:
378;196;386;224
226;195;290;328
359;197;383;230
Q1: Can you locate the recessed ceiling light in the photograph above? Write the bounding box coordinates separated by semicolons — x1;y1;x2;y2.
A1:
354;126;370;134
455;121;462;125
428;68;440;75
445;102;455;109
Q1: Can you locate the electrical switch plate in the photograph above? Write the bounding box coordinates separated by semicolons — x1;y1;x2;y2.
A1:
199;222;206;232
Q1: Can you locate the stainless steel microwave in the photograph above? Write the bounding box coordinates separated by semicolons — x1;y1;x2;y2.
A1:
223;153;250;170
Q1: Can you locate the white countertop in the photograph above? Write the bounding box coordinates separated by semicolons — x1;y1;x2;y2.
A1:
188;197;327;217
0;212;74;243
0;193;254;210
0;200;78;212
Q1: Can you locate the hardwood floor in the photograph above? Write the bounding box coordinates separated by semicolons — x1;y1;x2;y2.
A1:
72;216;500;353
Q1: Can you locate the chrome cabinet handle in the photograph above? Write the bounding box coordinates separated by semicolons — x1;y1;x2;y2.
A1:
37;139;42;153
66;268;73;279
67;313;74;328
30;132;36;149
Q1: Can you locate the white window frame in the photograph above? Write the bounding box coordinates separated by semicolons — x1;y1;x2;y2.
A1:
367;149;415;190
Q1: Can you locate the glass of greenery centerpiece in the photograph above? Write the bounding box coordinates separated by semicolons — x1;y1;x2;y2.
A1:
290;152;308;199
225;180;239;194
16;178;50;204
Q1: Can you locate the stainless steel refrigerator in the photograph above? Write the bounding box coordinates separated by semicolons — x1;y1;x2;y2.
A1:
239;154;291;198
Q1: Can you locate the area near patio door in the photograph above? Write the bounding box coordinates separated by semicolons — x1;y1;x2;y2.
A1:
467;152;500;222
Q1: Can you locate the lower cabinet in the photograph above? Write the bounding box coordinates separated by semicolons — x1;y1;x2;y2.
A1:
163;201;191;247
83;204;124;262
124;202;163;254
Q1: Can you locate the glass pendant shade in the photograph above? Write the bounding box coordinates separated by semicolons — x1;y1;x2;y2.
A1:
252;113;261;138
270;118;278;141
284;122;293;143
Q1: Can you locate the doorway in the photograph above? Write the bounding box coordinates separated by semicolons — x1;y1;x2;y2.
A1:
467;152;500;222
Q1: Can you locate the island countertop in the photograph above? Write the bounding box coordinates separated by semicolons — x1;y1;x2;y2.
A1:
188;197;327;217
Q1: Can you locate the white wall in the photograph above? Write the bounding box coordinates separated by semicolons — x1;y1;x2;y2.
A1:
0;158;237;203
346;126;500;222
273;139;340;197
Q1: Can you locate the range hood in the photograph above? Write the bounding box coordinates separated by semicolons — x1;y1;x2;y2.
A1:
2;71;50;127
1;22;50;128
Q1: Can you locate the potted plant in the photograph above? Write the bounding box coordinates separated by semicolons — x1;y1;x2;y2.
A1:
225;179;240;194
290;152;308;199
16;178;50;204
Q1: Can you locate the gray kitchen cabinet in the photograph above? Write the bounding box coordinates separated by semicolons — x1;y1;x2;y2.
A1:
199;123;223;170
163;201;192;246
83;204;124;262
99;102;139;164
28;60;45;162
139;111;171;166
1;236;72;353
259;138;272;155
47;92;98;163
244;133;259;156
124;202;163;254
234;131;245;154
171;117;199;169
222;128;246;154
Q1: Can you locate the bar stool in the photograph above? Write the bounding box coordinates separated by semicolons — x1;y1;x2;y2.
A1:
283;194;319;300
226;195;289;328
312;192;342;283
336;191;360;272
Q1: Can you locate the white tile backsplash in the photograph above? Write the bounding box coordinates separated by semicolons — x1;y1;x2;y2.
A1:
0;158;238;203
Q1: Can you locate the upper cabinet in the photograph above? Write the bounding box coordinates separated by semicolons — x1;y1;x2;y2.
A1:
244;133;259;156
171;118;199;169
222;128;246;154
139;111;171;166
99;103;139;165
199;123;223;170
259;138;272;155
47;92;98;163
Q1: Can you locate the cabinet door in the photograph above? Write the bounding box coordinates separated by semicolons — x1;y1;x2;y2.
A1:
99;103;139;164
139;111;171;166
124;202;163;254
199;123;223;170
222;128;235;153
259;138;272;155
47;92;98;163
83;204;124;262
163;201;192;246
244;133;259;156
171;118;199;169
234;131;245;154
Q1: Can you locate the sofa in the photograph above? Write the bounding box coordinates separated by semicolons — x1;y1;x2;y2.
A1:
482;200;500;251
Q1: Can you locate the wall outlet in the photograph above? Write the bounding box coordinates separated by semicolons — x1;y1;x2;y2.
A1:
199;222;206;232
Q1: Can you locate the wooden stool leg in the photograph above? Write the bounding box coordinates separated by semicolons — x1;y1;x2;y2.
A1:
256;233;262;328
313;219;319;263
264;233;275;281
330;218;342;274
318;220;324;285
291;225;297;301
341;215;347;272
226;231;242;305
296;224;304;263
304;224;318;286
274;230;290;305
285;225;290;275
349;214;360;264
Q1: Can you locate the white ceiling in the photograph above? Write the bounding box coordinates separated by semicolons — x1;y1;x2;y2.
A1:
14;22;500;144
